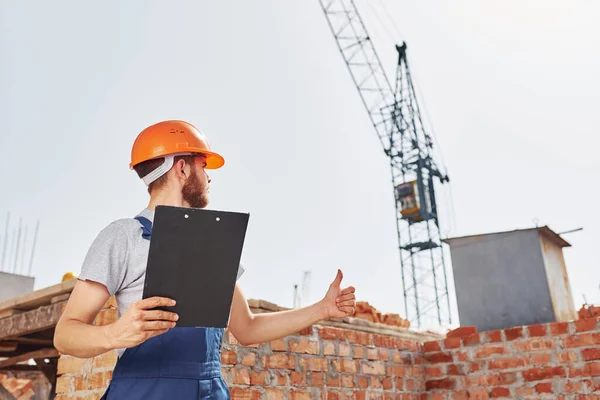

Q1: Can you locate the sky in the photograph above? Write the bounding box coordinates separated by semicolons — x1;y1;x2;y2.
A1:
1;0;599;333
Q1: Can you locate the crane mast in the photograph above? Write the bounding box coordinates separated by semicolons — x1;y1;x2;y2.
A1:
318;0;451;328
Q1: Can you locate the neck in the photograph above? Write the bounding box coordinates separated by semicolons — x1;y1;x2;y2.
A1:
147;189;189;211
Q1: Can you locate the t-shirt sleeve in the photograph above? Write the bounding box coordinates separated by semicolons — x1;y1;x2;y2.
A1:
78;222;130;296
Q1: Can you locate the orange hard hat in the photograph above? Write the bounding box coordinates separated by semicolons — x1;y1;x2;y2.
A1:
130;120;225;185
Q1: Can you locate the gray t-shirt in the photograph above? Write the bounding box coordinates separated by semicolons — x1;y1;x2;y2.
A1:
78;208;245;356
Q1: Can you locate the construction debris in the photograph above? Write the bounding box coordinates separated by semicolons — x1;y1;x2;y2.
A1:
353;301;411;328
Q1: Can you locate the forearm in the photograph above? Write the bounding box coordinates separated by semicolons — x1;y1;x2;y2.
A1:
54;319;114;359
241;301;327;345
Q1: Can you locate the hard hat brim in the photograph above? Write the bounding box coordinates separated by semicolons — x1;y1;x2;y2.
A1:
129;148;225;170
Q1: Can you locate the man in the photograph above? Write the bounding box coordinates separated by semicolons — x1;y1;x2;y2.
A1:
54;120;357;399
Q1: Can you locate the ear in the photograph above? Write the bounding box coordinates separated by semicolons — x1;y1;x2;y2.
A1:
173;158;190;179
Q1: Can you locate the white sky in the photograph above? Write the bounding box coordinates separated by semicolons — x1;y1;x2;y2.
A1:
1;0;599;332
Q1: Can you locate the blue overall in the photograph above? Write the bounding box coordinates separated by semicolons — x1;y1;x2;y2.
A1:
100;216;231;399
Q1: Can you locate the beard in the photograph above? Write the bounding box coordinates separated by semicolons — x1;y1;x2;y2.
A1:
182;170;209;209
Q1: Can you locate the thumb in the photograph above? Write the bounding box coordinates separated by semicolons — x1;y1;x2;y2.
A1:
331;269;343;287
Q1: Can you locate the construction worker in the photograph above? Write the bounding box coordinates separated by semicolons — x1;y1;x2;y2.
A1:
53;120;357;399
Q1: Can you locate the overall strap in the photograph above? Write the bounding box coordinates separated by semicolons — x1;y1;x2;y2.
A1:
134;216;152;240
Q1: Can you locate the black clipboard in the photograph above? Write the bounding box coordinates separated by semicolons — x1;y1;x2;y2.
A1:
142;205;250;328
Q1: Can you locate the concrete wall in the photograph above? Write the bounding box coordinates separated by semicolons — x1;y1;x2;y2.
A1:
0;272;35;302
447;230;556;331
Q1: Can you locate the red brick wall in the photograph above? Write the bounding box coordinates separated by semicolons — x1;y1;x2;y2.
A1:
54;298;600;399
221;325;424;399
421;318;600;399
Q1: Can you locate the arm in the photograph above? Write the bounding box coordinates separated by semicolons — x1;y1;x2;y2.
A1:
54;280;114;358
228;269;356;346
54;280;179;359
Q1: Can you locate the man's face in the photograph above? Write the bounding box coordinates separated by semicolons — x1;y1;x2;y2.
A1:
182;155;210;209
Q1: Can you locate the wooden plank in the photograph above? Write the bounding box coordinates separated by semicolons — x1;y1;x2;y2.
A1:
0;348;59;369
50;294;70;304
9;338;53;346
0;343;18;353
0;302;65;340
0;280;75;315
0;310;21;320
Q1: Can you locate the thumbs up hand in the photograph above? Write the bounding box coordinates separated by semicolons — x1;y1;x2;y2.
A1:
321;269;356;319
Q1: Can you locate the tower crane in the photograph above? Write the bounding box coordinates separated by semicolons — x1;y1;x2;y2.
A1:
318;0;452;329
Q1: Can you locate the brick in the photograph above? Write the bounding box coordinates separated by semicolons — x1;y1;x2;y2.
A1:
323;342;336;356
550;322;569;335
468;388;490;399
499;372;518;385
444;337;461;349
451;391;469;400
308;357;328;372
475;345;505;359
370;376;382;389
563;333;598;348
447;364;468;375
425;378;456;390
425;352;453;363
229;388;261;400
372;334;394;349
353;346;365;359
346;331;372;346
456;351;470;361
297;326;314;336
583;348;600;361
382;377;393;390
234;367;251;385
55;376;72;394
241;352;257;366
57;356;89;375
379;349;389;361
569;364;590;378
262;354;295;369
326;373;340;387
490;387;510;398
423;341;441;353
504;327;524;341
341;374;355;388
290;371;306;386
366;348;378;360
340;359;358;373
357;375;369;389
338;343;351;357
462;333;481;347
273;370;288;386
536;382;553;393
447;326;478;339
250;369;269;385
318;327;345;341
270;339;287;352
575;318;598;332
522;366;565;381
527;324;547;337
87;370;112;390
221;349;237;365
590;361;600;376
558;350;579;363
309;372;324;387
291;390;312;400
512;337;554;352
425;366;444;377
92;351;118;369
484;330;503;343
289;338;319;355
532;353;552;365
360;361;386;375
94;308;118;326
264;388;285;400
